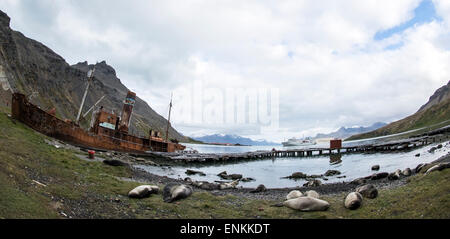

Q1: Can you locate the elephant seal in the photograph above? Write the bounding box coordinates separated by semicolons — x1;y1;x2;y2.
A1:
219;179;239;190
250;184;267;193
426;163;450;174
355;184;378;199
163;183;193;203
286;190;303;200
370;172;388;180
388;169;401;180
283;196;330;211
415;163;428;173
303;179;322;187
344;192;363;210
192;181;220;190
128;185;159;198
402;168;412;176
305;190;320;199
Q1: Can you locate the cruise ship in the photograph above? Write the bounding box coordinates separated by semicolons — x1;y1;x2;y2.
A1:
282;137;316;147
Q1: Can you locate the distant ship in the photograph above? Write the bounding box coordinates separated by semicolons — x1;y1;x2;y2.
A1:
282;137;316;147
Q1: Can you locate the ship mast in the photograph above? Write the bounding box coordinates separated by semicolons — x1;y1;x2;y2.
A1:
76;66;96;124
165;92;173;142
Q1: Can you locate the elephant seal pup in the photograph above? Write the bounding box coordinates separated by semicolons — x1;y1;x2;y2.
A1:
128;185;160;198
305;190;320;199
402;168;412;176
283;196;330;211
356;184;378;199
344;192;363;210
286;190;303;200
163;183;193;203
219;179;239;190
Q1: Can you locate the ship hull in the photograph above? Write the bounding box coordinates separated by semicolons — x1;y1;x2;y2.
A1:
11;93;185;153
282;142;316;147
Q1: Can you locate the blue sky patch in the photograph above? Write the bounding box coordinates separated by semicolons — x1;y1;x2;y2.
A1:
374;0;441;41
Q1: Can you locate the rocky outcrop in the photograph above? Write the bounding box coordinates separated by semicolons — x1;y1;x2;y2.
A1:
0;10;186;142
217;171;243;180
185;169;206;176
324;170;341;177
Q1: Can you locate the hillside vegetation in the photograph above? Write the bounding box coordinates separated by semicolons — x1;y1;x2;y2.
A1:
348;81;450;140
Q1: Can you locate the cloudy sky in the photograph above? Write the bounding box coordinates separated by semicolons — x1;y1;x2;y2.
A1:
1;0;450;142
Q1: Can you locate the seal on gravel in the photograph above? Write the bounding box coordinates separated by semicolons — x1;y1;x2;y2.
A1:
355;184;378;199
402;168;412;176
305;190;320;199
128;185;159;198
250;184;267;193
286;190;303;200
283;196;330;211
163;183;193;203
344;192;363;210
219;179;240;190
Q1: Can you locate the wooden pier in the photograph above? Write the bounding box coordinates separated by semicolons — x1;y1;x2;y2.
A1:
135;134;449;163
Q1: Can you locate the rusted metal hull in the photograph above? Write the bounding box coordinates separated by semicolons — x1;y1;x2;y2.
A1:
11;93;185;153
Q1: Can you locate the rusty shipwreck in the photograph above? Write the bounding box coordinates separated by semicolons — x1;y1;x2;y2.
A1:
11;83;186;153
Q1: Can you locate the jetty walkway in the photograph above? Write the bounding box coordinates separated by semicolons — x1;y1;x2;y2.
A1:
133;134;450;163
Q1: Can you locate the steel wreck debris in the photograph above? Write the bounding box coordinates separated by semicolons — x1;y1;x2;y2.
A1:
11;91;186;153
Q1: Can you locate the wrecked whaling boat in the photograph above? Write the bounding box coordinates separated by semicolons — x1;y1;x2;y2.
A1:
11;65;185;153
11;91;186;153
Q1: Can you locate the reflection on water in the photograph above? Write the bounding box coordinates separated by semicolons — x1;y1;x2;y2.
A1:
137;141;450;188
329;154;342;165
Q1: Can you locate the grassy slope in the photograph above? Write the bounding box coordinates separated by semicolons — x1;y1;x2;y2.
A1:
0;111;449;218
348;98;450;140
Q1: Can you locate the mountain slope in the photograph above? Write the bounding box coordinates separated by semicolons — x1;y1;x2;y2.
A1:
348;80;450;140
314;122;386;139
0;10;186;142
193;134;280;146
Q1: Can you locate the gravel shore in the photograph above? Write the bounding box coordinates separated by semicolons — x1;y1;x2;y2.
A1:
127;154;446;202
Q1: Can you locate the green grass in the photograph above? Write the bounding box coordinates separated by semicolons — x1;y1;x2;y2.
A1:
0;110;449;218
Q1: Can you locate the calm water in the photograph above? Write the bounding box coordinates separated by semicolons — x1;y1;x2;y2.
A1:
136;140;450;188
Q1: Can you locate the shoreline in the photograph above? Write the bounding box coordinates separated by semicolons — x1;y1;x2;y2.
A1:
127;148;450;202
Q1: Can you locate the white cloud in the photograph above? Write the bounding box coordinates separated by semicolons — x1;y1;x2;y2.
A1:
1;0;449;142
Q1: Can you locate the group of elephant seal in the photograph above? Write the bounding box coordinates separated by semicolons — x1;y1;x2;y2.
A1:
345;184;379;210
128;183;193;203
282;190;329;211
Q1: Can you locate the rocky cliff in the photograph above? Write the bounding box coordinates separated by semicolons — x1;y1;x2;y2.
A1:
0;10;186;142
348;80;450;140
